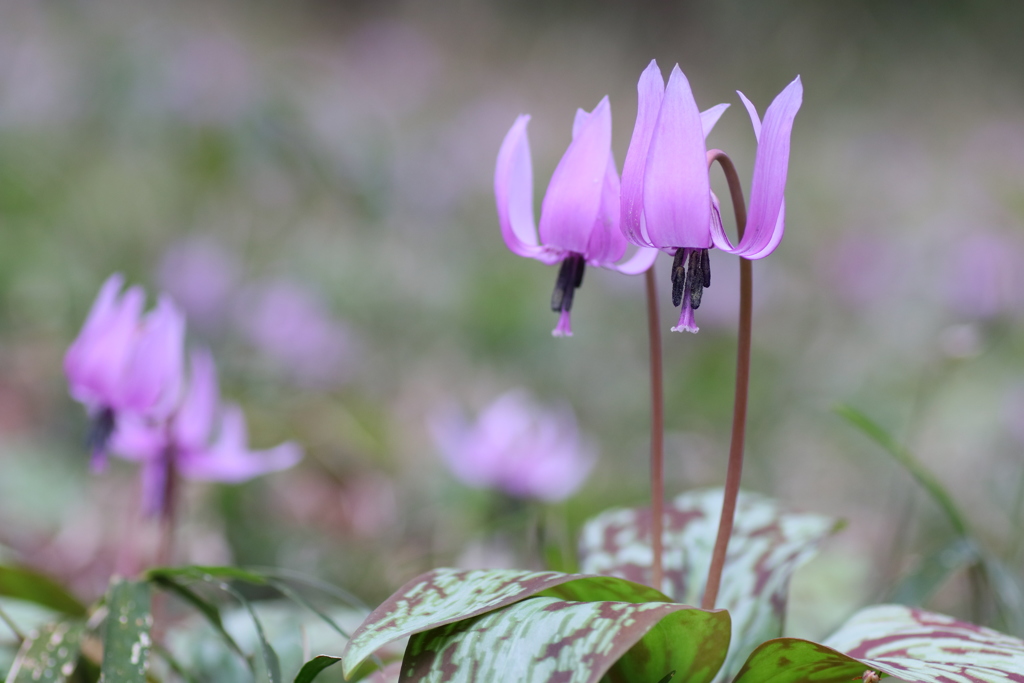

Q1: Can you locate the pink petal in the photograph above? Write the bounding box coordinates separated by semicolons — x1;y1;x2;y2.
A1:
609;246;658;275
178;405;302;483
65;277;145;406
583;156;627;265
172;348;220;452
538;96;613;254
642;65;712;249
700;103;731;138
115;295;185;416
737;91;761;140
109;414;166;462
620;60;665;247
494;116;562;264
715;77;802;258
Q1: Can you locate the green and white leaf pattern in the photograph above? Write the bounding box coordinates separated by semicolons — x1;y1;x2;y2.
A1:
340;567;676;679
733;604;1024;683
578;488;838;682
4;621;84;683
402;596;729;683
100;579;152;683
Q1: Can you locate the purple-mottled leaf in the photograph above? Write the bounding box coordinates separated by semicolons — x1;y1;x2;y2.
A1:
340;568;671;679
578;488;838;682
402;596;729;683
733;604;1024;683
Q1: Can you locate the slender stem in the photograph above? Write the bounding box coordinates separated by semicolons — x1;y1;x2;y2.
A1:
156;456;178;568
644;265;665;592
702;150;750;610
0;603;25;644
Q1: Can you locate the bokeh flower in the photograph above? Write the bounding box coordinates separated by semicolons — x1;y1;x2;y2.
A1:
495;97;658;337
112;349;303;516
157;237;240;333
64;274;185;470
429;389;595;502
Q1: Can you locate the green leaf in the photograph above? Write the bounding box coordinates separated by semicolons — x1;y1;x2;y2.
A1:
100;579;152;683
145;565;268;586
4;620;84;683
890;536;979;605
340;568;672;679
578;488;837;683
733;604;1024;683
147;574;250;664
403;597;729;683
292;655;340;683
0;566;87;617
219;583;281;683
835;404;970;536
265;578;351;639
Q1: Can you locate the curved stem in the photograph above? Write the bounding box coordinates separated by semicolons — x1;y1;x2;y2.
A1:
0;603;25;644
644;265;665;591
702;150;751;610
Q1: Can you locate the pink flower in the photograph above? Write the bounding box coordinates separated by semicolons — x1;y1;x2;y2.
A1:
495;97;658;337
620;60;802;332
64;274;185;469
429;390;595;502
112;349;302;516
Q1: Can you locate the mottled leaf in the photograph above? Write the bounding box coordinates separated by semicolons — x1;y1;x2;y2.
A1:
733;604;1024;683
403;597;729;683
340;568;670;679
0;566;87;617
293;655;340;683
100;579;152;683
578;488;837;682
4;620;84;683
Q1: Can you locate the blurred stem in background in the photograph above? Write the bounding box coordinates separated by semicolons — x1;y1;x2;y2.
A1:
702;150;750;611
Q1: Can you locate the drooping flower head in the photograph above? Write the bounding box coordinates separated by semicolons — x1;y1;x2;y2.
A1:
621;60;802;332
429;389;595;502
64;274;185;469
496;97;657;337
112;349;303;516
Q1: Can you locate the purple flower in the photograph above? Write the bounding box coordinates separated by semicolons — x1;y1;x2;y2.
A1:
112;349;302;516
157;237;240;332
429;390;595;502
621;60;802;332
64;274;185;469
495;97;658;337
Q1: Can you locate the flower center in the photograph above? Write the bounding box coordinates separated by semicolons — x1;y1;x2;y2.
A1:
671;248;710;310
551;253;586;314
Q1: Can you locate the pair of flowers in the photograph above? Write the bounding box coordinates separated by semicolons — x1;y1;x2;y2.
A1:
495;60;802;334
64;274;302;515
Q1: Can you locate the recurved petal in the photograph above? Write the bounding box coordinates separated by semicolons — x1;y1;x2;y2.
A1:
737;91;761;140
538;96;613;254
725;76;802;259
609;246;658;274
642;65;712;249
495;116;561;264
178;405;302;483
700;103;730;138
620;60;665;247
173;348;220;452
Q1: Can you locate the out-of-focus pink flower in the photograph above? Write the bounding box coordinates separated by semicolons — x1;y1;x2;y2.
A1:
112;349;302;516
157;237;240;331
236;280;355;388
429;390;595;502
946;232;1024;320
620;61;801;332
495;97;658;337
64;274;185;469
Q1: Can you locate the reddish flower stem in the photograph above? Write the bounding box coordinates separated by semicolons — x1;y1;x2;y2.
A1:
644;265;665;592
701;149;750;610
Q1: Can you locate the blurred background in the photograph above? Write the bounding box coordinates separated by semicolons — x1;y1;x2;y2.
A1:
1;0;1023;664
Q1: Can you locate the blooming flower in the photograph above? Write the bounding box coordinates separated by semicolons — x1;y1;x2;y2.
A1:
495;96;658;337
112;349;303;516
64;274;185;469
621;60;802;332
429;389;595;502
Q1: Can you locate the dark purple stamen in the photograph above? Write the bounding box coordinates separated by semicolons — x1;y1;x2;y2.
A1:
87;407;116;468
551;253;586;313
670;248;711;309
